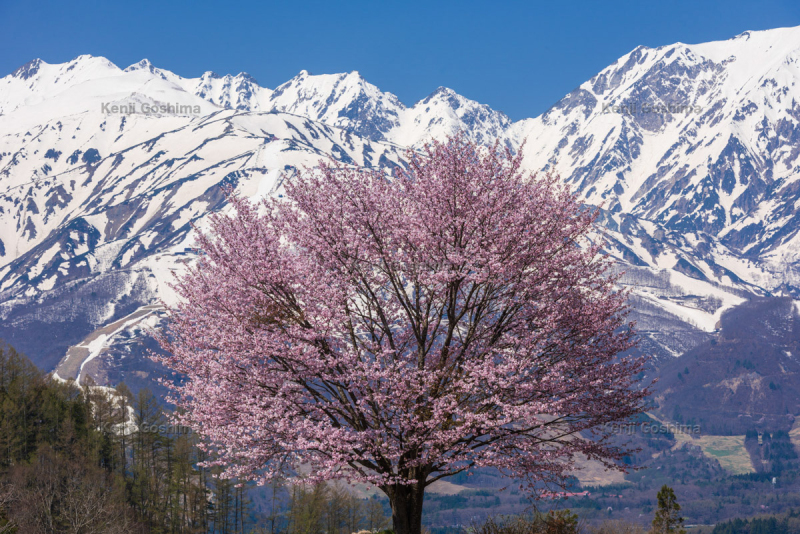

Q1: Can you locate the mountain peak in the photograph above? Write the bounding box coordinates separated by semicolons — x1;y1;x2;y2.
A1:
68;54;115;67
70;54;97;62
11;58;43;80
418;86;468;108
124;58;155;73
428;86;457;98
236;72;258;84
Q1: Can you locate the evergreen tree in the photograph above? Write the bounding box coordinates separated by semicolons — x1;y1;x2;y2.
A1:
0;343;225;532
652;485;685;534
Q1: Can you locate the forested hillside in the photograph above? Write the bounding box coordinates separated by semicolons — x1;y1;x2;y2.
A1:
0;341;396;533
0;342;250;532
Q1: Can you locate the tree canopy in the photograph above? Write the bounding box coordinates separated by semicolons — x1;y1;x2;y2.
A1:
158;136;649;534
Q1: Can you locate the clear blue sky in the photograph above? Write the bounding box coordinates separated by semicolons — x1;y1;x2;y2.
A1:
1;0;799;120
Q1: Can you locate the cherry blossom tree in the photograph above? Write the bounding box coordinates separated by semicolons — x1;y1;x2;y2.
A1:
156;136;649;534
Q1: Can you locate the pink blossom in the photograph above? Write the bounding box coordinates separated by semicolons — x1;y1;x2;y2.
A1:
155;135;650;534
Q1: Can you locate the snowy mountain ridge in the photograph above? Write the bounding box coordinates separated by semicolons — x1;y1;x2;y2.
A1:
0;54;509;146
1;25;799;387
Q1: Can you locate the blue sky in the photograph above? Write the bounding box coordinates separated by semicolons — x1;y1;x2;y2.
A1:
1;0;799;120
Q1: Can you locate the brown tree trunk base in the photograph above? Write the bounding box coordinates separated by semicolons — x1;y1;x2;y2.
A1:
384;483;425;534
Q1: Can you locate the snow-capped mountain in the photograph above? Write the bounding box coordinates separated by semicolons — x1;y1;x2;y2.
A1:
124;59;272;112
512;26;800;290
1;25;799;389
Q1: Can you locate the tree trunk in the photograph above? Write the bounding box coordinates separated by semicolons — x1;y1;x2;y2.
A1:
385;483;425;534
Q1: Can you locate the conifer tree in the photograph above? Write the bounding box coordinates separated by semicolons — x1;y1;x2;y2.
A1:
652;485;685;534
